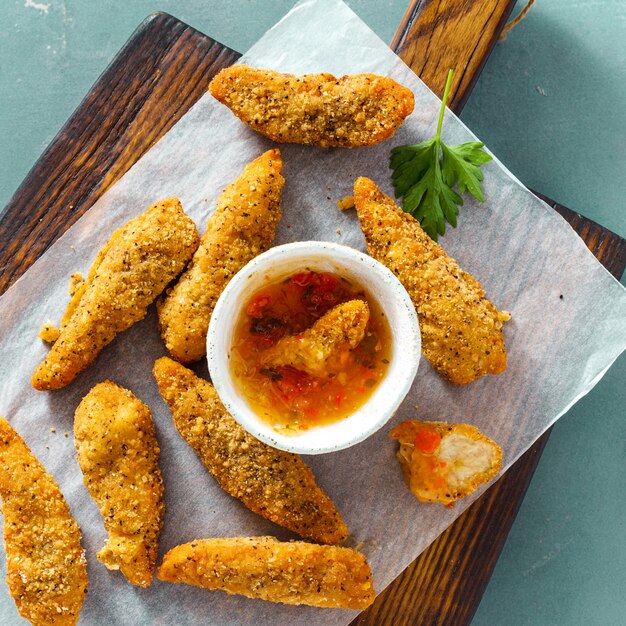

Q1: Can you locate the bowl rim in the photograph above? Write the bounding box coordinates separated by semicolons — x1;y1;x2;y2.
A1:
207;240;420;454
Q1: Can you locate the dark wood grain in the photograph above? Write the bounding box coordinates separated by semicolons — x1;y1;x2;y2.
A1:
1;7;625;626
0;13;239;295
391;0;516;111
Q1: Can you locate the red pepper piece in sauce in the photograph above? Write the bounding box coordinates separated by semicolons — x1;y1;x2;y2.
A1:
302;273;343;315
246;294;271;318
335;393;345;409
275;367;319;402
414;429;441;455
317;273;339;291
291;272;314;287
303;406;320;420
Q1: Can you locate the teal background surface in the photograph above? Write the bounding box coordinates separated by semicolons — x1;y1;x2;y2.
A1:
1;1;624;625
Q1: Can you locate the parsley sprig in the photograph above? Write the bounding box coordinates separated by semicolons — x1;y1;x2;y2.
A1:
390;69;492;241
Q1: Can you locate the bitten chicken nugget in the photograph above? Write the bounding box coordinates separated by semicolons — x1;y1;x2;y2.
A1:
157;150;284;363
153;357;347;544
353;177;509;384
0;417;87;625
390;420;502;507
74;381;165;587
157;536;375;609
209;65;414;147
263;299;369;376
32;198;200;390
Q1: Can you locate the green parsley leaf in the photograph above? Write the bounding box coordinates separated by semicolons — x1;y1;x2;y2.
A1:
391;138;434;197
389;69;492;241
441;142;489;202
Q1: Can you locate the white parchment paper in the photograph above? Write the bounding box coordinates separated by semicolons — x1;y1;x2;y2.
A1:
1;0;625;624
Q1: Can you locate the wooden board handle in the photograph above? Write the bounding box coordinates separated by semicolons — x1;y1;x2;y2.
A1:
392;0;516;111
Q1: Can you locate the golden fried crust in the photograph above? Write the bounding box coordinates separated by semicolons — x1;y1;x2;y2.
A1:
209;65;414;148
263;299;369;376
32;198;200;390
74;382;165;587
0;417;87;625
390;420;502;507
157;536;375;609
152;357;347;544
353;177;509;384
157;150;284;363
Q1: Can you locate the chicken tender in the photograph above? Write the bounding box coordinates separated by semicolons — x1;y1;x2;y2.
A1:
32;198;200;390
353;177;509;384
262;299;369;376
0;417;87;625
153;357;347;544
209;65;414;148
391;420;502;507
157;150;284;363
74;381;165;587
157;536;375;609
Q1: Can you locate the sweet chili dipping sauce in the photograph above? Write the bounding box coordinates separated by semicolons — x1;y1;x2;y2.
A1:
230;270;391;434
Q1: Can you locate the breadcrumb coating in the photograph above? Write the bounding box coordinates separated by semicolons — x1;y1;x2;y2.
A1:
38;322;60;343
263;300;369;376
157;536;375;609
353;177;509;384
391;420;502;507
152;357;347;544
337;195;355;211
209;65;414;147
0;417;87;625
74;382;165;587
32;198;200;390
157;150;284;363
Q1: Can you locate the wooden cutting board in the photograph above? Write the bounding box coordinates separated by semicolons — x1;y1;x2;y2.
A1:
1;4;624;625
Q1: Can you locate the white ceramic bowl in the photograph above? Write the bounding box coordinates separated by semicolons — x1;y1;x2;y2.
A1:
207;241;420;454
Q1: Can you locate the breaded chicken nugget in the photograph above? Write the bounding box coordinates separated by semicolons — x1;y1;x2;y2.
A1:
209;65;414;147
390;420;502;507
32;198;200;390
153;357;347;544
263;299;369;376
0;417;87;625
157;536;375;609
353;177;509;384
157;150;284;363
74;381;165;587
